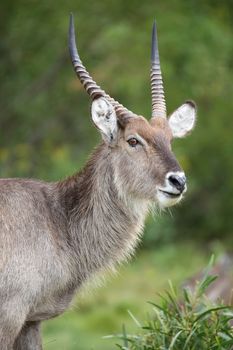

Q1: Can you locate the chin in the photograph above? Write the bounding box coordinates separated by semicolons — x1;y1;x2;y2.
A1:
156;190;183;208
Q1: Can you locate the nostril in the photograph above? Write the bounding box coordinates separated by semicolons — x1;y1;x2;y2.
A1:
168;174;186;192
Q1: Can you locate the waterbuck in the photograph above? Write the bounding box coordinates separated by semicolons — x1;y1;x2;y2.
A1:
0;14;196;349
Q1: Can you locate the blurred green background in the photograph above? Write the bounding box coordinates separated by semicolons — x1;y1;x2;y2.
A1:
0;0;232;349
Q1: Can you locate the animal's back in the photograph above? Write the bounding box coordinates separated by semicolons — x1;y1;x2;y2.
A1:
0;178;56;251
0;178;78;329
0;179;71;310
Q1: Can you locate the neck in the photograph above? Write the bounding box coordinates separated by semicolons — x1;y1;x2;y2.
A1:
58;143;150;282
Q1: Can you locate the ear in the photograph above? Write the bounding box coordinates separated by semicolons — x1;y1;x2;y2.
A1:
168;101;197;138
91;97;118;144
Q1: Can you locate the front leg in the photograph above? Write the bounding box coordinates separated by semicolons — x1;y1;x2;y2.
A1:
13;322;42;350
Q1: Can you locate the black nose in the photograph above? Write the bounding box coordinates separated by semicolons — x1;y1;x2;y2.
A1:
168;174;186;193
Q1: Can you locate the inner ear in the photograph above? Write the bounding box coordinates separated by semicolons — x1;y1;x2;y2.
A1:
91;97;118;144
168;101;197;138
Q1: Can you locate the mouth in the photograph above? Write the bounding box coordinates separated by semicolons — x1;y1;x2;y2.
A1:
156;172;187;208
156;187;183;208
158;189;181;198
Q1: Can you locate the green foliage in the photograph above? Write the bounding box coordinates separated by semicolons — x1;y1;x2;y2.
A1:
111;258;233;350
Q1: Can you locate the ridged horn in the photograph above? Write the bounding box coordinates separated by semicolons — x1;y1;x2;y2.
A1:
150;20;167;119
69;13;137;121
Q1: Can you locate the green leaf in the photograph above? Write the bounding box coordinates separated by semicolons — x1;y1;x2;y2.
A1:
196;275;218;298
168;330;183;350
194;306;231;323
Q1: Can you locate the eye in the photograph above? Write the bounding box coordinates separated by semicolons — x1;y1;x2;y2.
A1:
127;137;139;147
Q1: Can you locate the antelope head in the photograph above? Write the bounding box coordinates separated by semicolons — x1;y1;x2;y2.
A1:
69;15;196;208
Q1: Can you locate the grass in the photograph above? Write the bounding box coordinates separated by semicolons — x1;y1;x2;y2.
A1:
42;242;208;349
111;257;233;349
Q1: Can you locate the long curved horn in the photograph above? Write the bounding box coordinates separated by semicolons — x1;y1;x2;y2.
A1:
69;14;137;120
150;21;167;119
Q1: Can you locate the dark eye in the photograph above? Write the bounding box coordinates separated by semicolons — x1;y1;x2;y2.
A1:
127;138;139;147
